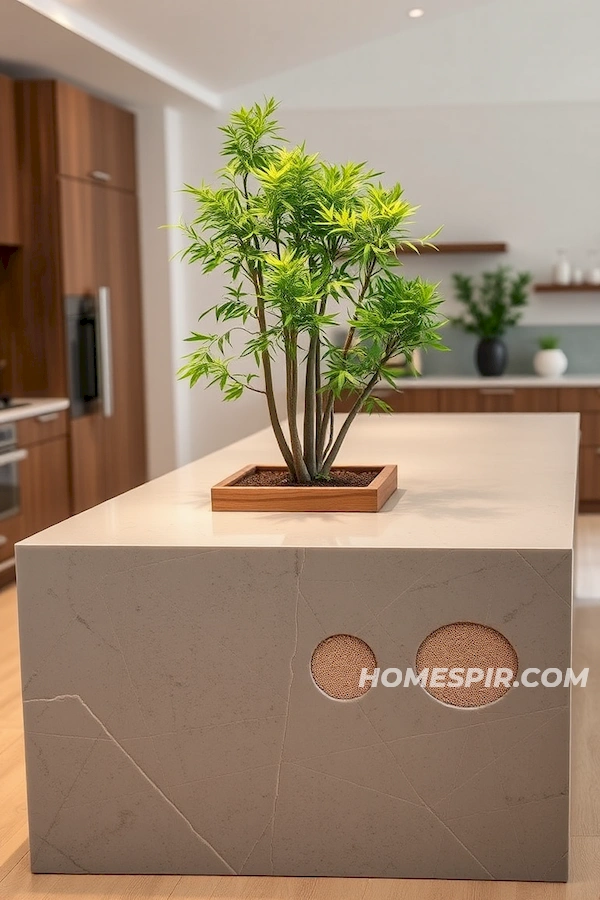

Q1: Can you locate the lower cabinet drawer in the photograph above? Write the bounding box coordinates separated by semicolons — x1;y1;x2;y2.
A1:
337;389;439;413
580;446;600;502
17;409;68;446
559;388;600;412
439;387;558;413
21;436;71;537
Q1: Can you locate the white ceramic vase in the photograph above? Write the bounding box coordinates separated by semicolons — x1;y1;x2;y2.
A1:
534;348;568;378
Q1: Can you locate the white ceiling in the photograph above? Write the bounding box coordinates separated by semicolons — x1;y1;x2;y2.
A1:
0;0;203;107
4;0;493;104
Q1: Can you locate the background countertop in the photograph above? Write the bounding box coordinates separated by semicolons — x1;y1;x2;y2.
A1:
0;398;69;426
377;375;600;389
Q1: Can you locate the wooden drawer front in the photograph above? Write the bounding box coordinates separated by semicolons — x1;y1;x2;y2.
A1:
580;414;600;447
17;410;68;447
559;388;600;412
580;446;600;501
376;389;439;413
439;389;480;412
336;389;439;413
440;387;558;413
21;436;71;537
512;388;558;412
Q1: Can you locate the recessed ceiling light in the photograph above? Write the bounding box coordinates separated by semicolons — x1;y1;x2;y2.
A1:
408;8;425;17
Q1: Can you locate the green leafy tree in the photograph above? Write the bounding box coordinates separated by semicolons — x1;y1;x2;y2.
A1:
451;267;531;339
178;99;447;484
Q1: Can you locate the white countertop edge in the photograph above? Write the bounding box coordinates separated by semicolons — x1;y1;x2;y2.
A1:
377;375;600;389
0;398;70;426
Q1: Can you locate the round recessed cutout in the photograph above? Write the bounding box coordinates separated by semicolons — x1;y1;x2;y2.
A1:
311;634;377;700
416;622;518;708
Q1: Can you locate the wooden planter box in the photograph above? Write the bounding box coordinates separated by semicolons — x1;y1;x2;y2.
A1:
211;465;398;512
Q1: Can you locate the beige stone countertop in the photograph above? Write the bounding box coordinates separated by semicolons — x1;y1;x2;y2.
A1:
19;413;579;552
0;397;69;425
376;375;600;389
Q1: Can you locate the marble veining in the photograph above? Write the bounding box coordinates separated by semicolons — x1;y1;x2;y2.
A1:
18;543;572;880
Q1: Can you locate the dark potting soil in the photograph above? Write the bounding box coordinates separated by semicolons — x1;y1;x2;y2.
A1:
236;469;379;488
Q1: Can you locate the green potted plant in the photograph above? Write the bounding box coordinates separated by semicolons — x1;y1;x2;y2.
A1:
178;99;447;512
452;267;531;376
534;335;568;378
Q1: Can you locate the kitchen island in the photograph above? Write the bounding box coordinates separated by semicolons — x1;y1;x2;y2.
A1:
16;413;579;881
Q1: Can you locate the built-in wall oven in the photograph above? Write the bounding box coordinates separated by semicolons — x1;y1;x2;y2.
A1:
0;423;28;521
64;289;113;419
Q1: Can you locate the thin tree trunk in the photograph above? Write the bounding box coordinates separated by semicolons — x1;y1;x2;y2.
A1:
240;177;297;476
251;270;296;475
286;333;312;484
321;371;381;476
316;260;376;463
303;333;318;478
314;337;323;469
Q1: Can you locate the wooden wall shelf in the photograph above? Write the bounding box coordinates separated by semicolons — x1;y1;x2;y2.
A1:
397;242;508;255
534;283;600;293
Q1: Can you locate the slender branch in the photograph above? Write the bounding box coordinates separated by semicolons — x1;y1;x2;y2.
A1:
321;346;394;476
303;333;318;478
322;408;335;460
321;371;381;476
314;335;323;468
285;332;311;484
228;374;266;396
238;173;297;475
316;258;377;463
249;267;296;474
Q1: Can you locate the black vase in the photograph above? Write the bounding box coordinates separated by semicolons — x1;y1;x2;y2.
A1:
476;338;508;377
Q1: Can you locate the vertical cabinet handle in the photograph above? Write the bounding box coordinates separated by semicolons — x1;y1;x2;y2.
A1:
98;287;114;419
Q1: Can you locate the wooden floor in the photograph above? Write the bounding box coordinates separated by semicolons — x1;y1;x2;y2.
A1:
1;521;600;899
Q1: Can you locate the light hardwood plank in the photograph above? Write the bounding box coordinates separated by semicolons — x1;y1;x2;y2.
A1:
576;516;600;605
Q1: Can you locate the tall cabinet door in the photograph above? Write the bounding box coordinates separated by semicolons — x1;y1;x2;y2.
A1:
0;75;20;245
59;178;101;295
100;188;147;498
59;178;108;513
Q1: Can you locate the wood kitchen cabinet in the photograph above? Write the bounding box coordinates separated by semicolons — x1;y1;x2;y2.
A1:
19;409;70;536
14;79;147;516
20;437;70;536
100;188;146;499
0;74;20;245
55;82;136;192
60;180;146;510
336;388;439;414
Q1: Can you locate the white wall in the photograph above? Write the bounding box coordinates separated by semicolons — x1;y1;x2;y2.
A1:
168;106;277;464
272;102;600;325
229;0;600;110
135;105;178;477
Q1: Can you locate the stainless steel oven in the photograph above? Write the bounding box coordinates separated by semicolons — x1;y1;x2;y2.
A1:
64;290;114;419
0;424;28;521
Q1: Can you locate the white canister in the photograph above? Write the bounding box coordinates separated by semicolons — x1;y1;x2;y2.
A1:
534;348;568;378
554;251;571;286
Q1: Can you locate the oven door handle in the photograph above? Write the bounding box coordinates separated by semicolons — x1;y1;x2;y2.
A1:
0;448;28;466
